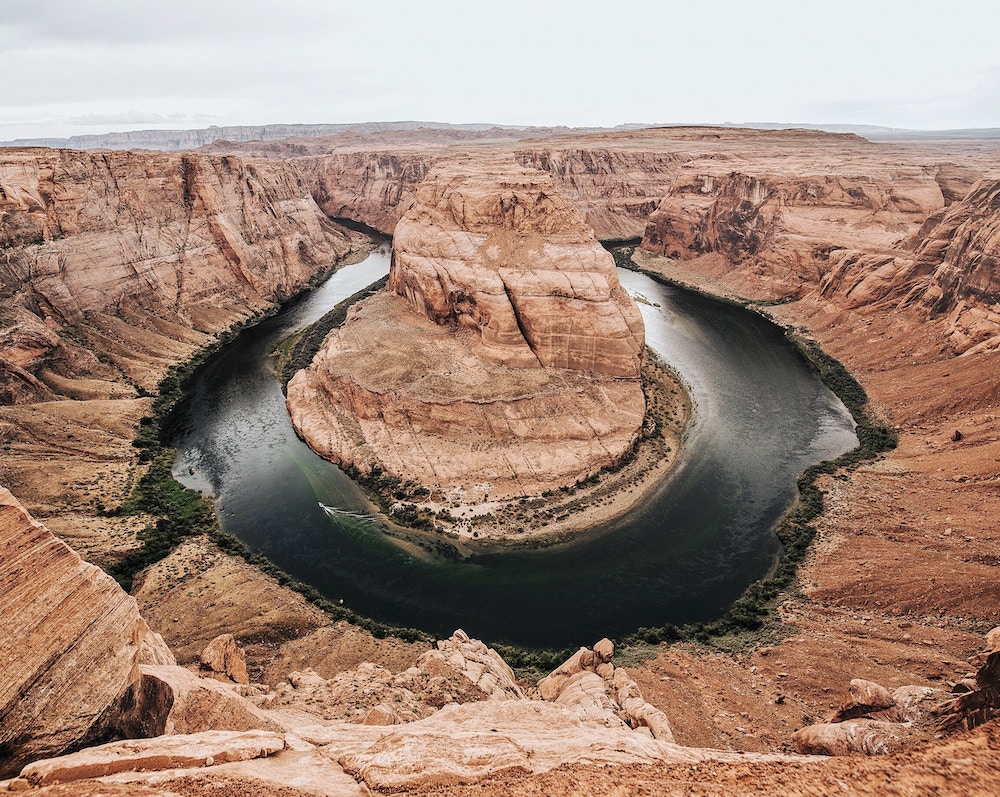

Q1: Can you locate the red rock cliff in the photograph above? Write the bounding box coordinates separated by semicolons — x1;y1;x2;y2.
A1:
0;148;352;402
287;158;646;504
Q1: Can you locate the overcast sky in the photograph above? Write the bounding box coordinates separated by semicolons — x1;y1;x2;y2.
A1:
2;0;999;141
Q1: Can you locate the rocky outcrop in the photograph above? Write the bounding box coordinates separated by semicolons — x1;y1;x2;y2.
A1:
0;487;147;776
792;719;911;756
287;158;646;503
269;661;488;726
418;629;526;701
538;639;674;741
131;665;278;736
336;699;705;792
268;630;524;725
0;148;352;401
200;634;250;685
793;676;940;756
935;626;1000;732
910;180;1000;353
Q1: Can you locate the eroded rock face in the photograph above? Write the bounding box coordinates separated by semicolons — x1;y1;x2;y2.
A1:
0;148;352;401
389;158;644;377
0;487;147;776
642;169;945;299
910;180;1000;354
287;158;645;502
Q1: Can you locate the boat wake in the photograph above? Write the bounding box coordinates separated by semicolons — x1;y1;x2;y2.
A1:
318;502;378;525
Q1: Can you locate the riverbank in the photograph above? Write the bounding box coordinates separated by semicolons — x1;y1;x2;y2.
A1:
353;348;691;558
426;349;691;546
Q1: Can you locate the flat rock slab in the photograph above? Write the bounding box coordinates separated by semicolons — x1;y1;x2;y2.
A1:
19;730;285;786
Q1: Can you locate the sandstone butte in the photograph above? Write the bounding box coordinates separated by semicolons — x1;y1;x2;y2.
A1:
286;157;646;506
2;126;1000;794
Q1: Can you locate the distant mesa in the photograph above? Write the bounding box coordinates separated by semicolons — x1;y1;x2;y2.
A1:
286;157;646;506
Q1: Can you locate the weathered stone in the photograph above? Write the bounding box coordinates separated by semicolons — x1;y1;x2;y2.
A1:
200;633;250;685
134;665;279;736
335;700;702;791
537;641;674;742
19;730;284;786
0;487;146;777
793;720;907;756
360;705;400;726
593;638;615;663
551;671;622;723
418;630;526;700
537;648;591;701
829;678;896;722
138;630;177;667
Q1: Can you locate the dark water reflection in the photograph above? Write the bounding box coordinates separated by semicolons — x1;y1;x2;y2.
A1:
169;247;857;648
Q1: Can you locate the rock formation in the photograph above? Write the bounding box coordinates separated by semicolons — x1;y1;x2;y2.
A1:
0;147;352;402
538;638;674;741
294;151;434;233
935;626;1000;732
4;126;1000;795
16;730;285;787
199;634;250;685
0;487;147;776
792;676;940;756
287;158;645;503
268;630;524;725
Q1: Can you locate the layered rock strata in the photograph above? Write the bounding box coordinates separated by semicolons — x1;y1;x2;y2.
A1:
287;159;645;503
0;147;352;403
0;487;147;776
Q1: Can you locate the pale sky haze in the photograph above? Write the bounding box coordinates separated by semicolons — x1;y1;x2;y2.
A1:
2;0;999;141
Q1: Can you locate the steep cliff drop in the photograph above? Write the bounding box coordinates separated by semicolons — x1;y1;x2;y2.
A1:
287;158;646;521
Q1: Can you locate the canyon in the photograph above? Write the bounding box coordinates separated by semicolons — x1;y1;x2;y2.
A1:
1;125;1000;794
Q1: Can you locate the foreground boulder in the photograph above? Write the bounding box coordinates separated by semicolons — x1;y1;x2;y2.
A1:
16;730;284;787
794;676;940;755
0;487;147;776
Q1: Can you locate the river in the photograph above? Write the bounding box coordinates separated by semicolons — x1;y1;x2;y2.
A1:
168;243;857;648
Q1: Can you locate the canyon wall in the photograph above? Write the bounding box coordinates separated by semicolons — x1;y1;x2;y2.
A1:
640;166;952;299
287;158;646;503
0;148;352;403
294;151;434;234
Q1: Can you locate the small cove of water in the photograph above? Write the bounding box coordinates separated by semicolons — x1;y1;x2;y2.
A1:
168;246;858;648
